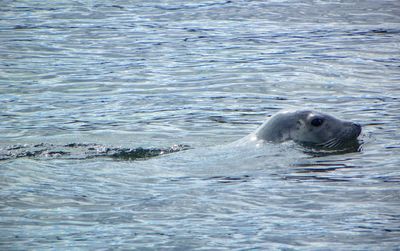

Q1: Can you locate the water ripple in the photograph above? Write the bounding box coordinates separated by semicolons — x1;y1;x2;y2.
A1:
1;0;400;249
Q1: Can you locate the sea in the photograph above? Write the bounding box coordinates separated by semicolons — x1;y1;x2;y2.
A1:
1;0;400;250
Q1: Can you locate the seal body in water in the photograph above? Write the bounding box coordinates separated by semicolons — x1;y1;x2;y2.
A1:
246;110;362;149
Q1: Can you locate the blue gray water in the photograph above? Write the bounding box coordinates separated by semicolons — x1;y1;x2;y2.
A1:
1;0;400;250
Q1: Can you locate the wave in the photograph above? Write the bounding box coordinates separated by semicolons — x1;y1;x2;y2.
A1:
0;143;190;161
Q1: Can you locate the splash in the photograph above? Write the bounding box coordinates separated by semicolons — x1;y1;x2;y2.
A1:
0;143;190;161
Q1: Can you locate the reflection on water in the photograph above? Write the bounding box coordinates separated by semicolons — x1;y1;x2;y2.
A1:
1;0;400;250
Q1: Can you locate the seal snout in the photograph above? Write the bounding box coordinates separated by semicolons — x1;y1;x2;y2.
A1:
352;122;362;137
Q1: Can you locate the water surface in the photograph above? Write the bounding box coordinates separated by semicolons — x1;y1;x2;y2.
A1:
1;0;400;250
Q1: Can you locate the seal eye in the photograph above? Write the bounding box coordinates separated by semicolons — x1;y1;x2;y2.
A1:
311;118;324;127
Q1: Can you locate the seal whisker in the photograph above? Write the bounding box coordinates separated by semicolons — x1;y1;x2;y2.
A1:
318;138;338;148
320;138;343;149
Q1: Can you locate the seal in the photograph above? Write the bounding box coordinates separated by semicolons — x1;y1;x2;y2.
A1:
248;110;361;149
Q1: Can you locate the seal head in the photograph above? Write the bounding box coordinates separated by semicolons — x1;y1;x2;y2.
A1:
254;110;361;149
